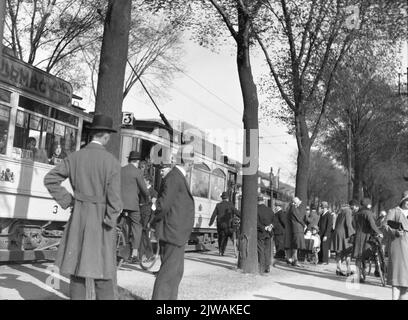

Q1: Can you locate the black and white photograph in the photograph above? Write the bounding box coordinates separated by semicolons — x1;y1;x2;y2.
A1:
0;0;407;307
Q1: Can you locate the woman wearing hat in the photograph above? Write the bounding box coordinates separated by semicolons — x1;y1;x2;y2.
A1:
383;191;408;300
352;198;383;282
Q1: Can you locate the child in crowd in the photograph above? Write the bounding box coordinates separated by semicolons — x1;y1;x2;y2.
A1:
305;226;321;264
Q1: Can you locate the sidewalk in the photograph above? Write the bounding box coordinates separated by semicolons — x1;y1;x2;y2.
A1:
117;247;392;300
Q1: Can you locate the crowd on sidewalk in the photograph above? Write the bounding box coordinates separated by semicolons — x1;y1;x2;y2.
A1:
261;194;408;300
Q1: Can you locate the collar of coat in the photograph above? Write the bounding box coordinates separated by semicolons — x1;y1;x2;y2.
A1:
87;142;105;150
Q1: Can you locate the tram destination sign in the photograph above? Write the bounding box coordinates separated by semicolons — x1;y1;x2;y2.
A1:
0;53;73;107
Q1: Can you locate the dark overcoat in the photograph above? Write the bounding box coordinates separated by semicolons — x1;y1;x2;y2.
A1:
318;211;333;241
257;204;274;240
272;209;285;251
383;206;408;287
288;203;306;250
43;142;122;279
331;205;355;252
209;200;239;234
120;164;149;211
352;208;381;259
154;167;195;246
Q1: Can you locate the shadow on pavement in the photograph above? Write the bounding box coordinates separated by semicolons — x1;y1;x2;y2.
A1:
118;263;158;275
273;262;352;284
185;256;237;270
0;273;65;300
275;282;375;300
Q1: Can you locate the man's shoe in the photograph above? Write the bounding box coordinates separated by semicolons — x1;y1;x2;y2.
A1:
265;266;270;273
292;261;301;267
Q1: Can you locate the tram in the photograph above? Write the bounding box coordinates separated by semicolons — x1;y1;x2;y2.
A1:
0;51;238;261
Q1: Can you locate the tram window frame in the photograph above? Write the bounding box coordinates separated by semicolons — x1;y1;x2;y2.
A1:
12;107;79;164
210;168;226;201
0;104;10;155
0;88;11;104
190;163;211;199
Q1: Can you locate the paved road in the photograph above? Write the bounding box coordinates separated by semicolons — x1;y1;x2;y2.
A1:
0;247;392;300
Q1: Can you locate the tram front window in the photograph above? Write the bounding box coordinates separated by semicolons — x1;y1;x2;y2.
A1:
0;105;10;155
12;109;77;164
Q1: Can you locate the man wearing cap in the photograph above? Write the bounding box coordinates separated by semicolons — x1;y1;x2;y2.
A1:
152;144;195;300
318;201;333;264
353;198;382;282
331;200;357;276
120;151;150;262
44;114;122;300
209;191;240;256
257;195;274;273
382;191;408;299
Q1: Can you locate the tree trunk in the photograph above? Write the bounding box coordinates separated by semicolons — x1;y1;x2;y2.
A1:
236;19;259;274
94;0;131;158
93;0;131;300
295;114;310;202
352;139;363;201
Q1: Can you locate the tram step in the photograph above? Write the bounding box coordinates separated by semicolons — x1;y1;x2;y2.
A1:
0;249;57;262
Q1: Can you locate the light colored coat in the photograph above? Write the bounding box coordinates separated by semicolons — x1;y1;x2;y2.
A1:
44;142;122;279
383;206;408;287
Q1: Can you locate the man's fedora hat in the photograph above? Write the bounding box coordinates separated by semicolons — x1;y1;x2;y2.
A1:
89;114;117;133
127;151;140;161
221;192;228;199
400;190;408;205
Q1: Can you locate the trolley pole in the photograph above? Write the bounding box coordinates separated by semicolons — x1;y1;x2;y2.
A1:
0;0;6;58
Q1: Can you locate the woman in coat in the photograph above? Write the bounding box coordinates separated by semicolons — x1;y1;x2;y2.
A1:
331;200;357;276
352;198;382;281
287;197;306;267
382;191;408;300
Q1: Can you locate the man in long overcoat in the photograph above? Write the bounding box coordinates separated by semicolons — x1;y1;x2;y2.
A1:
353;198;382;282
288;197;306;267
257;196;274;273
272;205;285;259
43;115;122;300
331;200;357;276
209;191;239;256
120;151;150;261
318;201;333;264
152;145;195;300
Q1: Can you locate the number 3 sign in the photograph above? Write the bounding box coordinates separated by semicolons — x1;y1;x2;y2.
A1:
122;112;134;126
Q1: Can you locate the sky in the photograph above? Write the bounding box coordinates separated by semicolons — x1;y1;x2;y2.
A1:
121;38;298;185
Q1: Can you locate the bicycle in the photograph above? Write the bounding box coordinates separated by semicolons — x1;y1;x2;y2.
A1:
359;235;387;287
116;212;160;270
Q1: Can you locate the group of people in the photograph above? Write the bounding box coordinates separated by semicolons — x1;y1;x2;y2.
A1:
267;194;408;300
44;114;196;300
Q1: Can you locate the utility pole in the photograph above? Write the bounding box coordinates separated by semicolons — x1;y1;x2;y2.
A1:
94;0;132;157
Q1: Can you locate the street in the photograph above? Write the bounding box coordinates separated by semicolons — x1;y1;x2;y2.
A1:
0;246;391;300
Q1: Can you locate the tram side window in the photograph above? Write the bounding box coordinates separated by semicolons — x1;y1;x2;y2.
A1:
191;164;210;198
210;169;226;201
0;105;10;155
12;110;77;164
